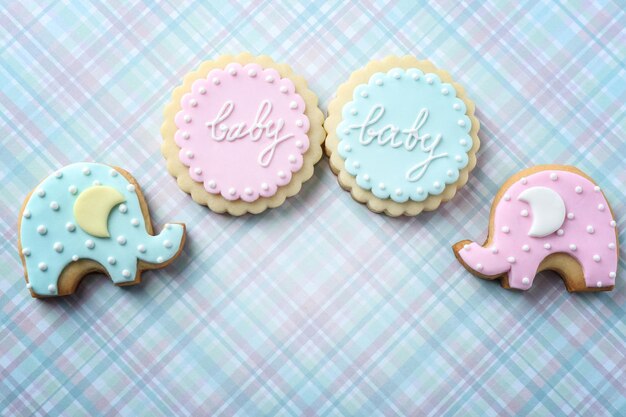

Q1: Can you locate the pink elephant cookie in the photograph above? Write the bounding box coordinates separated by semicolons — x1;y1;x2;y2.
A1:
453;165;618;292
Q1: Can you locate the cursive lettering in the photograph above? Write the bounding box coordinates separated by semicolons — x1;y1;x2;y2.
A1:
205;100;294;167
349;105;448;181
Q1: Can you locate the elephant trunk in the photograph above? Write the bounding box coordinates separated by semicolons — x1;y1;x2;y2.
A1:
138;223;186;265
453;240;510;277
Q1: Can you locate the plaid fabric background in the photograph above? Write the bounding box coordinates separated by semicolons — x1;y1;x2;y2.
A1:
1;1;625;416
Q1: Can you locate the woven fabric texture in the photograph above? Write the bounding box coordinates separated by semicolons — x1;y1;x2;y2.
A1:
1;1;624;416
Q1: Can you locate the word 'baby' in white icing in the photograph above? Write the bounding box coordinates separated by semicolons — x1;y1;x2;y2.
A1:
349;105;448;181
205;100;294;167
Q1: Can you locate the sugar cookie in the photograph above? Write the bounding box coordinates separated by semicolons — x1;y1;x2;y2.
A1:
325;56;480;216
18;163;186;297
162;53;325;215
453;165;618;292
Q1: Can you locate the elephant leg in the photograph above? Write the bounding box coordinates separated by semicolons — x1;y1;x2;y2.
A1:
505;260;541;290
104;253;139;284
30;265;65;296
581;259;615;289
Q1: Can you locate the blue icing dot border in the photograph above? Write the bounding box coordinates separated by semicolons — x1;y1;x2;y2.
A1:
336;68;473;203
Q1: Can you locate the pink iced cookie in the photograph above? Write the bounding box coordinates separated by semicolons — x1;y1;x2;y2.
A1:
162;53;325;215
453;165;618;292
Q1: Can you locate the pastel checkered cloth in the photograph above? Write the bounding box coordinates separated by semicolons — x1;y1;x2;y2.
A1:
1;1;624;416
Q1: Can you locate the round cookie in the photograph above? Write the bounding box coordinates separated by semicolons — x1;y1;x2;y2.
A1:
18;163;186;298
453;165;618;292
325;56;480;216
161;53;325;215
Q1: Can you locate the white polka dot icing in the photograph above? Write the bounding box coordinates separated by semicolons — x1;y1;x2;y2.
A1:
18;163;186;297
336;68;474;203
174;63;311;203
455;168;618;291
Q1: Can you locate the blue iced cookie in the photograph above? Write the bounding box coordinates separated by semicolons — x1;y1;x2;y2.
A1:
18;162;186;297
325;56;480;216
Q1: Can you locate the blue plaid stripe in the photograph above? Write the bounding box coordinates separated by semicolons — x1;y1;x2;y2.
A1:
1;1;625;416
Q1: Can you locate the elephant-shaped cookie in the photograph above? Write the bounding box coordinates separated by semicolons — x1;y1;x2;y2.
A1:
453;165;618;292
18;162;186;297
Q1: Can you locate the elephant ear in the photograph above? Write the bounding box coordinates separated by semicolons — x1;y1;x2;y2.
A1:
73;186;126;237
517;186;566;238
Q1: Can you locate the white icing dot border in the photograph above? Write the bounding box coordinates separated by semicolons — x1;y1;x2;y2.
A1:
336;68;474;205
324;56;479;216
162;53;325;215
180;63;312;202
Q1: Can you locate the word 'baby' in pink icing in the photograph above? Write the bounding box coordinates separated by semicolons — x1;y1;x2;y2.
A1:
174;63;310;203
455;167;618;291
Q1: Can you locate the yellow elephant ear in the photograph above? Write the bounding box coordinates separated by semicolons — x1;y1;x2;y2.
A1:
73;186;126;238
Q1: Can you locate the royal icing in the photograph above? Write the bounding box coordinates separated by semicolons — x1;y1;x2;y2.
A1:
73;186;125;237
336;68;473;202
19;163;185;296
457;169;618;290
517;186;565;237
174;63;310;203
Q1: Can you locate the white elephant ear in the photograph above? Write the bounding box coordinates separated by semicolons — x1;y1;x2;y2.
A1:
517;186;566;237
73;186;126;237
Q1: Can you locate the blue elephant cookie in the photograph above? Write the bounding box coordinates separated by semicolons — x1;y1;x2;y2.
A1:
18;162;186;297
